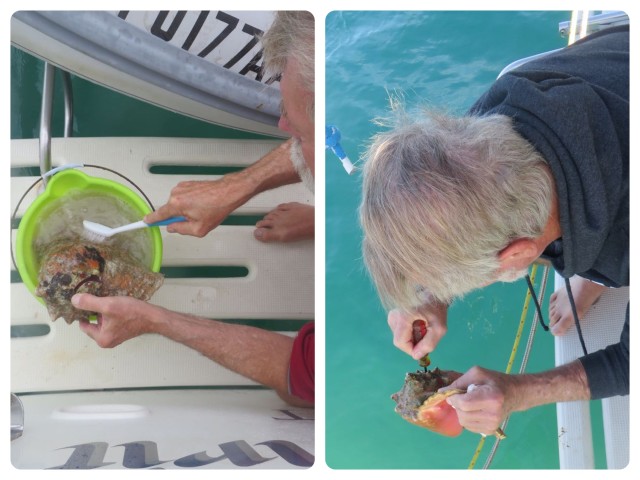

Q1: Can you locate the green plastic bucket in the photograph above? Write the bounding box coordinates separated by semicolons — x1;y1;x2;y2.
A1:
15;168;163;300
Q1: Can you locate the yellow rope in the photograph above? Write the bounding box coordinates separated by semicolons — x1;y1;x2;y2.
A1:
505;263;537;375
468;437;486;469
467;264;538;468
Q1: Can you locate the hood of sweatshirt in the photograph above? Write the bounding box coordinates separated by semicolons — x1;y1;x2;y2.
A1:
469;26;629;287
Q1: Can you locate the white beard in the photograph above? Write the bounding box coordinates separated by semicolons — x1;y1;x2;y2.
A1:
496;267;529;283
290;139;314;194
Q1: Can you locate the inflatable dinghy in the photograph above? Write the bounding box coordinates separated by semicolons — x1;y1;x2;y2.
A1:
11;11;285;137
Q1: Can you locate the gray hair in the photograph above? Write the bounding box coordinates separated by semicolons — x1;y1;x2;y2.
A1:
360;110;553;310
262;11;315;96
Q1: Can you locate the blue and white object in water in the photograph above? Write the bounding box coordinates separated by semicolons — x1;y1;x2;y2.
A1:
326;125;355;174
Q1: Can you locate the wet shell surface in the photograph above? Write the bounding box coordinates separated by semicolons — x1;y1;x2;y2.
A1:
391;368;464;437
35;240;164;323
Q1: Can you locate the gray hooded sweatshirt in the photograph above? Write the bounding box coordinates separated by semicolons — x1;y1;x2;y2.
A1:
470;25;629;399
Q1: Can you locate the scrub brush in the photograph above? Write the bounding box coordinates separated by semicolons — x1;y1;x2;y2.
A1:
83;216;186;242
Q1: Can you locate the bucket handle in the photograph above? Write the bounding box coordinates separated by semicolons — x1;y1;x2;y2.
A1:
41;163;84;179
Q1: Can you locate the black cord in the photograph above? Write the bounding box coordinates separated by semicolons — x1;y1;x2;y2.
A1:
525;273;589;356
564;277;589;356
525;274;549;331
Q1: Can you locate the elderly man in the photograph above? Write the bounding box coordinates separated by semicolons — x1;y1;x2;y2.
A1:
72;11;315;407
360;25;628;435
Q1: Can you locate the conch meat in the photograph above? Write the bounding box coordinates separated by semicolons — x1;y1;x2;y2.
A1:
391;368;464;437
35;240;164;323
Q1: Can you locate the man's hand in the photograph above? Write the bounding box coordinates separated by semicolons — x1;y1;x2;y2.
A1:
72;294;162;348
143;139;301;238
440;366;516;436
144;176;248;238
387;301;448;360
441;361;591;436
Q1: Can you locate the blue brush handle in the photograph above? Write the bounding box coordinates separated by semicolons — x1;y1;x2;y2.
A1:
147;216;187;227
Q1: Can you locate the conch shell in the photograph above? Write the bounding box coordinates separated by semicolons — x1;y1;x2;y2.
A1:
35;240;163;323
391;368;464;437
392;369;506;439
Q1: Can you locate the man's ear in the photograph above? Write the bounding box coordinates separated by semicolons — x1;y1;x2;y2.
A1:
498;238;539;271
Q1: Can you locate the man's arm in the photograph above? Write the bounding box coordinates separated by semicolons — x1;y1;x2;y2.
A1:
578;303;629;399
444;361;590;435
441;303;628;435
73;293;313;407
144;138;301;237
228;138;301;196
153;306;312;407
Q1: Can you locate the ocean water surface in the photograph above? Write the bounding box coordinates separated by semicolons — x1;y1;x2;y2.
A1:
325;10;607;469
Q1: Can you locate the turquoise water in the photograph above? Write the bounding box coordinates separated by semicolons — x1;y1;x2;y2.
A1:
325;11;605;469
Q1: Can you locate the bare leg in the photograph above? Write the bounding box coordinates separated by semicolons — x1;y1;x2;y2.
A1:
549;276;606;336
253;202;314;243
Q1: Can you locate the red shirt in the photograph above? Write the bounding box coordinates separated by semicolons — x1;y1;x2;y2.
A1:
289;322;314;403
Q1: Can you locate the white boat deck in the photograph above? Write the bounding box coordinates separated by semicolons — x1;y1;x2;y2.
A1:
10;136;315;469
554;275;629;469
12;390;314;469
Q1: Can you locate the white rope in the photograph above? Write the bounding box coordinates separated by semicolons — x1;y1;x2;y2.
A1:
579;10;590;41
569;10;591;45
568;10;580;45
